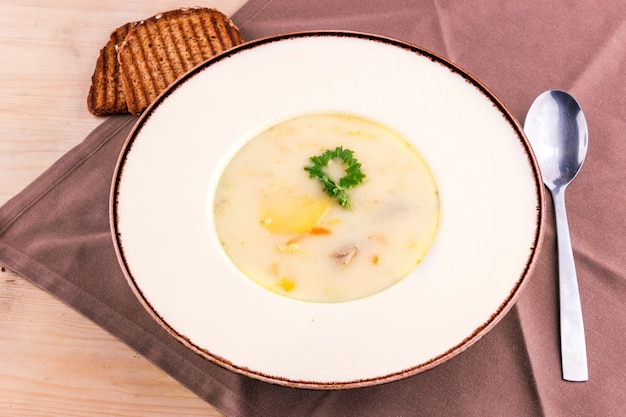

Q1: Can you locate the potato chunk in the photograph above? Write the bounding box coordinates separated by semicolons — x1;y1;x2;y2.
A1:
260;194;330;234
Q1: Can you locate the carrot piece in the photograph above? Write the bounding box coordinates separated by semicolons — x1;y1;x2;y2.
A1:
310;227;332;235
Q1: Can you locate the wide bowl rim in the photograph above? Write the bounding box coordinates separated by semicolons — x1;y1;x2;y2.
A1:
110;30;546;390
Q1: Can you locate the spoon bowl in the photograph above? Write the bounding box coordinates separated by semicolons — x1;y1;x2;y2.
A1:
524;90;589;382
526;91;588;189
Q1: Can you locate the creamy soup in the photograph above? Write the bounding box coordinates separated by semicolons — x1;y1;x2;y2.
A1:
213;113;440;303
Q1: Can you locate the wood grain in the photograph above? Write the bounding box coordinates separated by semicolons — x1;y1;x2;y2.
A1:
0;1;246;415
0;271;224;417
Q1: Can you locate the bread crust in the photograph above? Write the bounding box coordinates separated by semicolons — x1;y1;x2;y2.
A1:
87;22;135;116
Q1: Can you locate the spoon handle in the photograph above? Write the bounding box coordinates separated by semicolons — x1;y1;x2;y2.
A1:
552;187;588;381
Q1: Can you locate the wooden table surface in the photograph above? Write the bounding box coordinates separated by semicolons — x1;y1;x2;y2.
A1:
0;1;247;415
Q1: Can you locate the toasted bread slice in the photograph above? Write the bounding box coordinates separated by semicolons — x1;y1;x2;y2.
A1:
87;22;134;116
117;7;244;116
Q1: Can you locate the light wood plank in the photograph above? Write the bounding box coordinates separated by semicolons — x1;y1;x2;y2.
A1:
0;270;225;416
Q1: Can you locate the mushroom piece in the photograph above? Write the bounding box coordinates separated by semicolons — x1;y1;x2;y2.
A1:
331;245;358;267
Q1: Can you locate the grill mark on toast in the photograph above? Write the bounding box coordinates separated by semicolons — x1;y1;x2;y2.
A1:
211;12;230;50
196;12;215;57
183;14;205;64
128;31;148;115
121;35;148;115
138;21;165;97
145;19;172;90
157;17;185;81
172;17;194;72
109;24;129;111
205;10;222;55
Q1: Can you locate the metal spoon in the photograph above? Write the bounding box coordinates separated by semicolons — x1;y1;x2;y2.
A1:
524;90;588;382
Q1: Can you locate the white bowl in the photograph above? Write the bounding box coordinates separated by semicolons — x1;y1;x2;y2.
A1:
111;31;545;389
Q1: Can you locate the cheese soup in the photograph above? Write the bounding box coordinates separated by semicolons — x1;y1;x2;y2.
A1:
213;113;440;303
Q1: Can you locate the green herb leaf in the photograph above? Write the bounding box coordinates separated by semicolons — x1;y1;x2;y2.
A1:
304;146;365;209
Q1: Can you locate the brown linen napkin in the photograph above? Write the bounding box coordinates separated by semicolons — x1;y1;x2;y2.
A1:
1;0;625;416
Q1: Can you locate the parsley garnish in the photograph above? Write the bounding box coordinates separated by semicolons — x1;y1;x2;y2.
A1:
304;146;365;209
